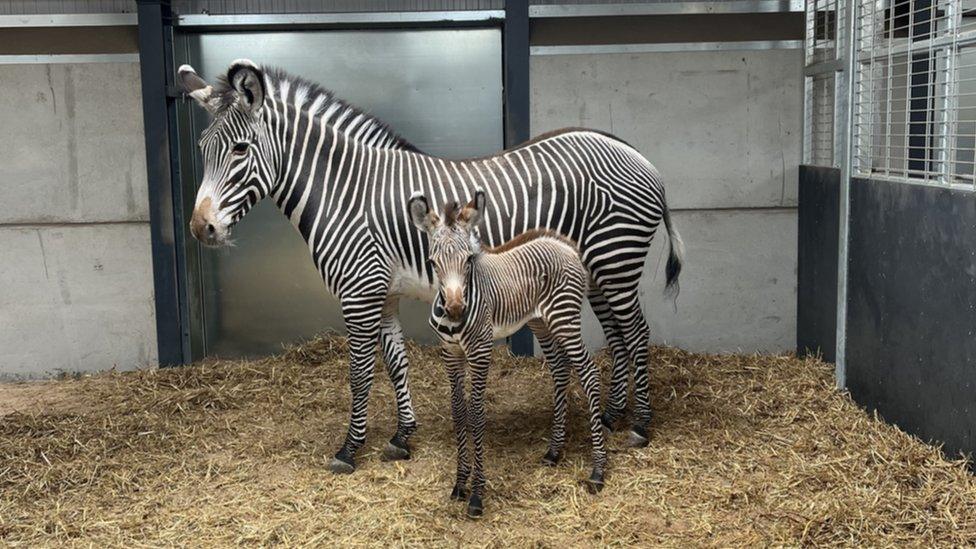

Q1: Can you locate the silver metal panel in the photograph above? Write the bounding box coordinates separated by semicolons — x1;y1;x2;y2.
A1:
184;29;503;357
531;40;802;55
0;1;135;15
529;0;804;17
177;10;505;27
173;1;503;15
0;13;137;26
0;54;140;64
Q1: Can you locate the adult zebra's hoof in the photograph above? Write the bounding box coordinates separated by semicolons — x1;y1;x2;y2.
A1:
541;449;562;467
600;410;621;431
381;440;411;461
328;456;356;475
450;484;468;501
626;425;650;448
466;494;484;519
585;470;605;494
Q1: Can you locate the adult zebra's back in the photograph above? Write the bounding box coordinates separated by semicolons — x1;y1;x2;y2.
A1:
178;59;683;473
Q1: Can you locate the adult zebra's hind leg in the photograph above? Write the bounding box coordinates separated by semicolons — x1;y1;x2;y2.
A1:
602;289;654;448
587;286;632;431
329;294;386;474
379;297;417;461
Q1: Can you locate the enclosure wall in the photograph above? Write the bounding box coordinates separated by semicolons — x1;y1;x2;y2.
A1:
531;47;804;353
845;177;976;458
0;60;157;378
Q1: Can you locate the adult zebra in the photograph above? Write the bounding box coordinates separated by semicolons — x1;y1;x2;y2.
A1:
178;59;683;473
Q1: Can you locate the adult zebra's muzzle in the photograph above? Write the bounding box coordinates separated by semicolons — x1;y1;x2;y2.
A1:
189;197;226;247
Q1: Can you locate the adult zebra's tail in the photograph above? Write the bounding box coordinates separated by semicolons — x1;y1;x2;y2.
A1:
662;198;684;301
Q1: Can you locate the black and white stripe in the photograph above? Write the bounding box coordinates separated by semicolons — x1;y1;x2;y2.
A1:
410;192;608;517
178;60;684;473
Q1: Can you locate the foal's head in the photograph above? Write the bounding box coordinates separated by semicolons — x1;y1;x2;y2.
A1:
409;191;487;320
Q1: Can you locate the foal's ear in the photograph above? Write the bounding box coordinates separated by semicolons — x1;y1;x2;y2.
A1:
459;189;487;227
178;65;218;114
227;59;266;114
408;193;439;233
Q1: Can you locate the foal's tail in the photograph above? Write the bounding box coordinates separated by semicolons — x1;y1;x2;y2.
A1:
662;196;684;302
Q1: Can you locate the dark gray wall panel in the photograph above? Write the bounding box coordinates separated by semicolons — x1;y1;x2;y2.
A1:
797;165;839;362
847;177;976;458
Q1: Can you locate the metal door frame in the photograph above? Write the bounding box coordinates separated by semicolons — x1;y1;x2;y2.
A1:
138;0;532;364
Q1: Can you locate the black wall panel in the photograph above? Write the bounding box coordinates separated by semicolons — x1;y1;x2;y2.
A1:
797;165;840;362
847;177;976;458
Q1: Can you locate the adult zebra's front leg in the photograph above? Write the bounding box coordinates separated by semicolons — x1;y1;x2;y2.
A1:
329;293;387;474
379;296;418;461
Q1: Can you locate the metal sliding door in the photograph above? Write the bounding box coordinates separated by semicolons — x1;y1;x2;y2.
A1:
178;29;503;358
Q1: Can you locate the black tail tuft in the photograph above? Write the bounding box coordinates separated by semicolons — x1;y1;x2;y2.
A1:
662;201;684;306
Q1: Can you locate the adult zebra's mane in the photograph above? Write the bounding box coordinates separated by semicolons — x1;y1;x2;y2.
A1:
212;65;420;153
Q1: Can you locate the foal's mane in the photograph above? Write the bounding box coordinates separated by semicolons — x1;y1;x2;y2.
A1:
483;229;578;255
212;65;420;153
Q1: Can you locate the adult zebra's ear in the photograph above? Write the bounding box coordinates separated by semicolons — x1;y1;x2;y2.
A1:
408;193;439;233
178;65;218;114
227;59;265;114
459;189;487;227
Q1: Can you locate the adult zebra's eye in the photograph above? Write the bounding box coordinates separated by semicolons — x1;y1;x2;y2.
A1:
231;142;250;156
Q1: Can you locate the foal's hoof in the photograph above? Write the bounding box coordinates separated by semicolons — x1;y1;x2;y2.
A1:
466;494;484;519
541;449;563;467
626;425;650;448
381;440;411;461
585;470;605;494
328;456;356;475
450;485;468;501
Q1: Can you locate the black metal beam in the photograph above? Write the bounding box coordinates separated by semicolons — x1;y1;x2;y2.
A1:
137;0;188;365
503;0;534;357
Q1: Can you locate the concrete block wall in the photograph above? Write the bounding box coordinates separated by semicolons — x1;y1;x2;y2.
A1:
0;62;157;378
531;49;802;353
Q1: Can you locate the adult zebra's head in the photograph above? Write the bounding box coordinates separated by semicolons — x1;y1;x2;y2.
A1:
179;59;275;247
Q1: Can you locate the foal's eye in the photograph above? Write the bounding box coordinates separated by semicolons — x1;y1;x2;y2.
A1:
231;142;250;156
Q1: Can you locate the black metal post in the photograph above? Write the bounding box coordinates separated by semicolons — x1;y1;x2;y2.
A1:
504;0;534;357
137;0;188;365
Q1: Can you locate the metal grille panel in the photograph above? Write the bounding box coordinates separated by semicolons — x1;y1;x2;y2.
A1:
807;0;840;65
853;0;976;188
807;73;838;165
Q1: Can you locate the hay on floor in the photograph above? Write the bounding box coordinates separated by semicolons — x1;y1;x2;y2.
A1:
1;335;975;546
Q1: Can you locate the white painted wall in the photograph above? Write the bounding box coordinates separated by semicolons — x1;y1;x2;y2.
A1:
531;48;803;353
0;62;157;378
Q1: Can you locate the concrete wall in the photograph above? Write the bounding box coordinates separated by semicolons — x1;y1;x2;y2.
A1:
531;48;802;353
0;61;157;378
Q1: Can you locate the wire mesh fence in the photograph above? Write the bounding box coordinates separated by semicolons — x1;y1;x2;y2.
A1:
853;0;976;188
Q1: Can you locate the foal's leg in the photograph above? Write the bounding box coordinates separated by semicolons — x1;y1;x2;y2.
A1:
379;297;417;460
528;318;570;466
552;327;609;493
465;337;493;518
441;345;471;501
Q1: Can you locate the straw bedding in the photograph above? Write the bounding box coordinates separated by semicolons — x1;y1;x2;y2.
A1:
2;335;975;547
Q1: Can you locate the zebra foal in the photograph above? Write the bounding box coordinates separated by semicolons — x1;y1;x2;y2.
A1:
409;190;607;518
